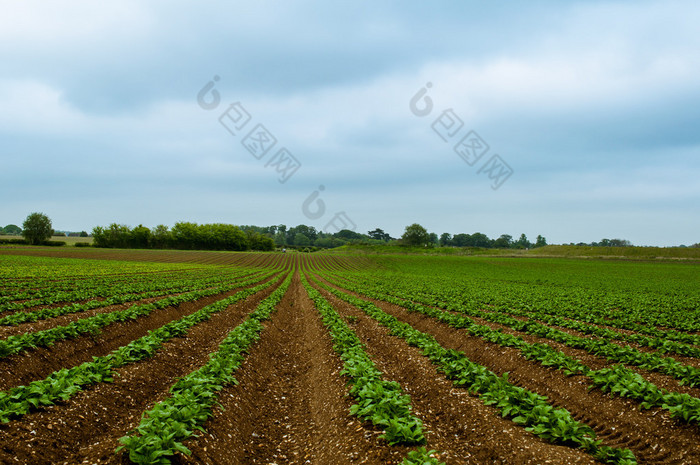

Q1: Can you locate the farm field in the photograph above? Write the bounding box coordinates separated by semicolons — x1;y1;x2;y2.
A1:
0;249;699;464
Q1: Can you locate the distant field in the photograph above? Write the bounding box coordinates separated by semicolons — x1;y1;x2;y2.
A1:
329;243;700;260
529;244;700;259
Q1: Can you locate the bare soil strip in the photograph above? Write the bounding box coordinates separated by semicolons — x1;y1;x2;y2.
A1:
176;273;408;465
0;274;278;392
317;275;700;465
0;278;282;465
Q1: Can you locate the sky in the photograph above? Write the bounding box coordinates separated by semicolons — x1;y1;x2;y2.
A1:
1;1;699;246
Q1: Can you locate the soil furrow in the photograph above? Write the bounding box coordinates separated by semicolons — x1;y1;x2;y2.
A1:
0;274;277;391
318;275;700;465
177;273;407;465
313;278;598;465
462;313;700;399
0;277;282;465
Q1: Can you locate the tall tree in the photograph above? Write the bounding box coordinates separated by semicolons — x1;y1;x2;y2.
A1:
428;232;439;247
294;233;310;246
469;232;492;248
516;233;531;249
535;235;547;247
401;223;430;246
493;234;513;248
151;225;172;249
22;212;53;245
452;233;470;247
3;224;21;235
367;228;392;242
439;232;452;247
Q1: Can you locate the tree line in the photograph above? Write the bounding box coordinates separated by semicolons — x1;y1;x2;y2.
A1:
9;213;700;250
399;224;547;249
91;223;275;251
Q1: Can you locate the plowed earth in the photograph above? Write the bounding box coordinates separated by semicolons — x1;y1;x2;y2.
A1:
1;248;699;464
312;273;700;465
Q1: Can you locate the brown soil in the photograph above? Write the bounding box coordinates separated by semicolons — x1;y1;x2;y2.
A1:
2;250;699;465
0;295;169;339
0;274;278;391
0;276;283;465
0;270;261;338
463;313;700;399
311;276;598;465
315;274;700;465
175;272;408;465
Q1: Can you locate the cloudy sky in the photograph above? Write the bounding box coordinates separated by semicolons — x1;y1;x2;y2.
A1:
2;1;699;246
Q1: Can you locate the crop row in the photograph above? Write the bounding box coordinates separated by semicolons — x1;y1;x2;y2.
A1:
0;270;278;358
0;255;199;282
117;271;293;464
321;273;700;427
308;275;637;465
376;273;700;353
0;273;283;425
331;273;700;387
0;269;263;326
344;257;700;333
0;268;210;303
478;301;700;360
0;267;255;313
0;256;211;300
301;272;426;446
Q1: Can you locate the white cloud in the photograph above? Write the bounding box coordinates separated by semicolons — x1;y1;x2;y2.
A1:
0;79;89;134
0;1;152;48
1;1;698;246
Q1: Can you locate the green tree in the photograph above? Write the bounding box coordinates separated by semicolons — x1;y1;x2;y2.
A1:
151;225;172;249
91;226;107;247
129;225;151;248
171;222;199;249
4;224;22;235
401;223;430;246
469;232;492;248
428;232;439;247
451;233;470;247
246;230;274;251
367;228;392;242
314;236;345;248
609;238;632;247
334;229;365;241
294;232;310;246
515;233;531;249
105;224;131;248
493;234;513;248
287;225;317;244
439;233;452;247
535;235;547;248
22;212;53;245
79;231;89;237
